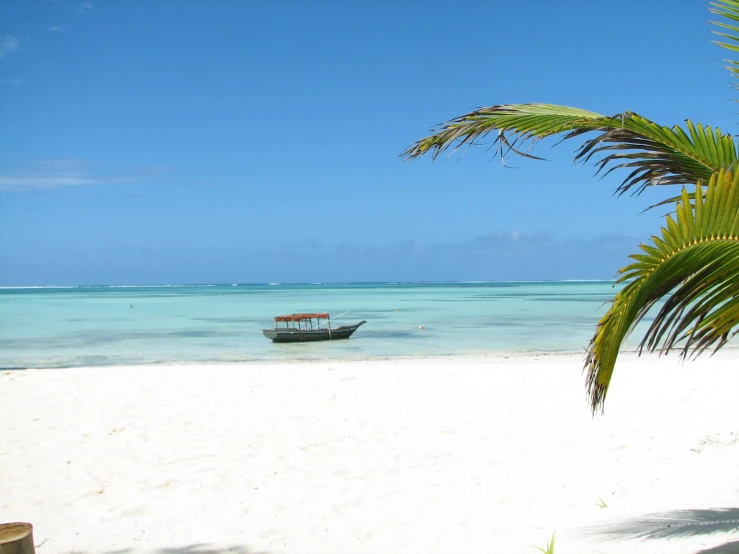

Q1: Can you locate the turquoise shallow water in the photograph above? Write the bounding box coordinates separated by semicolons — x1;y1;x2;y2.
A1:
1;281;646;369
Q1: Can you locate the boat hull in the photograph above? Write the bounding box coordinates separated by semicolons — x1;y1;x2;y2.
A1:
263;321;366;343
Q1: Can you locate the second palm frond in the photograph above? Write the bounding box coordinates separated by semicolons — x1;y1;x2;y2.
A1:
585;168;739;413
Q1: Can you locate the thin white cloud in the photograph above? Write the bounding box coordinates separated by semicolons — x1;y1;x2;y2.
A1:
49;25;66;33
78;2;94;14
0;77;23;85
0;159;169;191
0;35;19;59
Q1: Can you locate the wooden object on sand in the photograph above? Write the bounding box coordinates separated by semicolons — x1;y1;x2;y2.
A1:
0;523;35;554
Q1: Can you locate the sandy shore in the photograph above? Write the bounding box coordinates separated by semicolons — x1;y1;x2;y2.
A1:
1;351;738;554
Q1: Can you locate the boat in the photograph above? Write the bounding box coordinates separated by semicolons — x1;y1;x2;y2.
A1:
263;313;366;343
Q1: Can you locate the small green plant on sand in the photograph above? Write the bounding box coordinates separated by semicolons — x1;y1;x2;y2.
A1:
534;532;555;554
597;497;608;509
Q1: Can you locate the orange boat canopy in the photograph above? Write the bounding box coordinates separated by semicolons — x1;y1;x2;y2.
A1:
274;313;330;322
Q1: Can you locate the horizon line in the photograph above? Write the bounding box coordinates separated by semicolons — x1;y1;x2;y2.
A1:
0;279;619;289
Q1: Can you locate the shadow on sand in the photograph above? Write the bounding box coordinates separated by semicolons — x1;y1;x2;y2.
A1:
585;507;739;554
156;547;268;554
91;545;268;554
696;539;739;554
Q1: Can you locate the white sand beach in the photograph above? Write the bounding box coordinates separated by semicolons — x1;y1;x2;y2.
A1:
1;352;738;554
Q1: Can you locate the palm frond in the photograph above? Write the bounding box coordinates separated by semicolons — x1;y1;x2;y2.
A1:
710;0;739;86
571;116;736;196
402;104;737;198
585;168;739;414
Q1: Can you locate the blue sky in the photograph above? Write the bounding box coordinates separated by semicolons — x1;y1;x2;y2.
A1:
0;0;735;285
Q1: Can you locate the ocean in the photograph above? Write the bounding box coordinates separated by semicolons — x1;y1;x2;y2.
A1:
1;281;651;369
